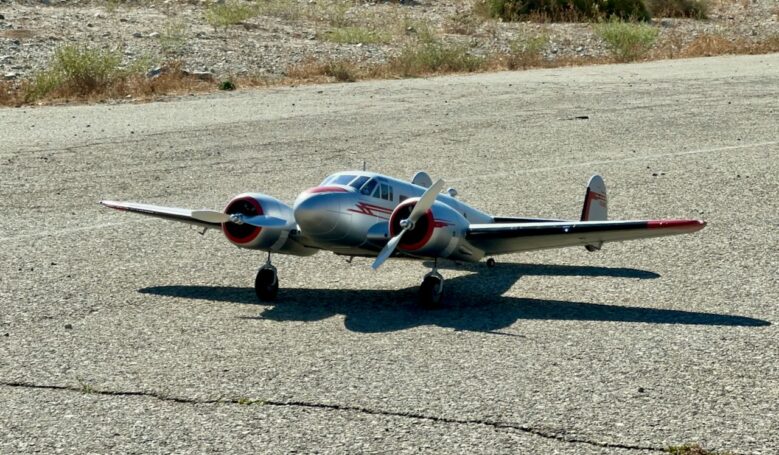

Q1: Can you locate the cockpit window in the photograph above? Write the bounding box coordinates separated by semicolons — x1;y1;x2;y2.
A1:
349;176;370;189
331;174;357;185
360;178;378;195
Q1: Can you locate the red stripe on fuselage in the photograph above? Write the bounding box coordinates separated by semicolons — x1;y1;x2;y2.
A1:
306;186;349;194
347;201;393;219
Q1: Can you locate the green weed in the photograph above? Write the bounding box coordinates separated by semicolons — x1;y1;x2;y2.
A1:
594;20;658;61
390;41;486;77
504;34;548;69
159;20;188;56
204;0;257;30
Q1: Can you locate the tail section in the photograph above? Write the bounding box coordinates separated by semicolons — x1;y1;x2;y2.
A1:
580;175;607;251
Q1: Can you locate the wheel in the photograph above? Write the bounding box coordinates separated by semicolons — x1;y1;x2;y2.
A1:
255;267;279;301
418;275;443;308
486;258;496;268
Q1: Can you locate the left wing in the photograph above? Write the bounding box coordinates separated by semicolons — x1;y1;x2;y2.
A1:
466;219;705;255
100;200;220;230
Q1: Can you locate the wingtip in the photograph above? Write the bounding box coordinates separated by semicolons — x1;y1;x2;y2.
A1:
647;219;706;232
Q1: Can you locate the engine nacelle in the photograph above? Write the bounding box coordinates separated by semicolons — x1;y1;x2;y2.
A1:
389;199;473;260
222;193;315;256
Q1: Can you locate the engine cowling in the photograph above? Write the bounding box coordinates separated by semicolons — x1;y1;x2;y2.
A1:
388;199;469;259
222;193;314;256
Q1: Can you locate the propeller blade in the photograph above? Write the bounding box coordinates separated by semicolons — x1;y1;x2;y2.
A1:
372;178;445;270
191;210;231;224
241;215;289;228
408;179;445;223
371;228;407;270
191;210;288;228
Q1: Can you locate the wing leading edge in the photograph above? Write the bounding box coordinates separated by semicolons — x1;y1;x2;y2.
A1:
466;219;705;255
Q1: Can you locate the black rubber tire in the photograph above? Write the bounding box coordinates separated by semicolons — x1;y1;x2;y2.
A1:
418;276;443;308
255;268;279;301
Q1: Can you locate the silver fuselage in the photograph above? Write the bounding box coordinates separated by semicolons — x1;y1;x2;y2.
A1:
292;171;492;257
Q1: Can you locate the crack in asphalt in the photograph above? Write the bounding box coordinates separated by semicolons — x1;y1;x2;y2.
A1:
1;380;664;452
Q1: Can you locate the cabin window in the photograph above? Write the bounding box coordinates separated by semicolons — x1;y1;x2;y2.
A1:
371;183;393;201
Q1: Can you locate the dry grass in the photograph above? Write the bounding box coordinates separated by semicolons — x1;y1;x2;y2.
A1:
3;27;779;107
287;59;362;82
675;33;779;57
0;60;214;107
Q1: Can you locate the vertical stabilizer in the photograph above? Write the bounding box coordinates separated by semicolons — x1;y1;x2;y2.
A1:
581;175;607;251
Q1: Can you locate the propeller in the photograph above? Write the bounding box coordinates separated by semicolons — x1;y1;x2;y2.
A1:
371;179;444;270
191;210;288;228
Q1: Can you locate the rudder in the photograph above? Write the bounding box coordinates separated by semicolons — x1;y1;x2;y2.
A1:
580;175;607;251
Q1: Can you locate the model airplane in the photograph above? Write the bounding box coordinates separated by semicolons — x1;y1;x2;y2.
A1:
101;171;705;305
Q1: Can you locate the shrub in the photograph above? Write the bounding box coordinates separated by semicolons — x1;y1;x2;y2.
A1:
219;80;236;90
323;27;390;45
204;1;257;30
323;61;358;82
24;45;124;101
483;0;651;22
504;34;548;69
645;0;708;18
389;41;486;77
594;20;658;61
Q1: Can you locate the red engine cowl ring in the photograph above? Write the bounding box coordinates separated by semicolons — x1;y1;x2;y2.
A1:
222;197;263;244
389;200;435;251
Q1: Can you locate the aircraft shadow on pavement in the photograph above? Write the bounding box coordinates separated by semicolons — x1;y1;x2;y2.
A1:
139;263;770;333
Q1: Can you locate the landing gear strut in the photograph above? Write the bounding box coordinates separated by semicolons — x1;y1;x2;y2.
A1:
255;253;278;301
419;259;444;307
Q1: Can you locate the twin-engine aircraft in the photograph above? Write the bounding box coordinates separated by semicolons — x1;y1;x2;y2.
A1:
101;171;705;306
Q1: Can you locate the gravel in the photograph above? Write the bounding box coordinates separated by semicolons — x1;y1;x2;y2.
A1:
0;0;777;80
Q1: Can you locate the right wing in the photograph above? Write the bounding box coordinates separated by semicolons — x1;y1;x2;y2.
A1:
100;200;220;230
466;219;705;256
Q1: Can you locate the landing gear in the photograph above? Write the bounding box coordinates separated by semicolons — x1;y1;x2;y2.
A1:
255;253;278;302
486;257;497;268
418;260;444;307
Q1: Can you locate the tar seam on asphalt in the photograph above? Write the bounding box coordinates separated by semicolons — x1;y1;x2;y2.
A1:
0;380;668;452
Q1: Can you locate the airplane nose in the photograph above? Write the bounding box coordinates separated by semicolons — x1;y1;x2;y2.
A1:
293;193;340;236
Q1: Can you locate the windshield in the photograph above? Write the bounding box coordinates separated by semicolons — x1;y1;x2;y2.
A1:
359;178;378;195
327;174;357;185
349;176;370;189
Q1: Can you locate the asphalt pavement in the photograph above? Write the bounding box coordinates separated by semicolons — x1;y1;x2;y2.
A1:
1;54;777;454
